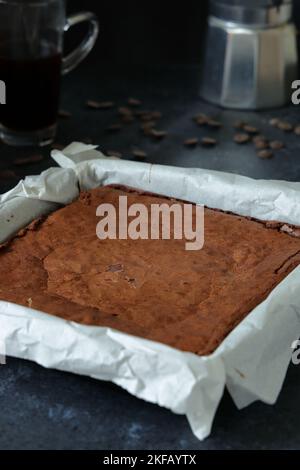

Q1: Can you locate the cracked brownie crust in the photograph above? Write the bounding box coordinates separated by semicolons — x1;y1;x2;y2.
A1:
1;186;300;355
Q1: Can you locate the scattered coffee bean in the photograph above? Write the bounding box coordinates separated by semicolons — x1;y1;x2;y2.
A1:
277;121;293;132
151;129;168;140
233;120;245;130
86;100;101;109
253;134;267;143
193;113;209;124
58;109;72;119
13;154;44;166
243;125;258;135
184;138;198;147
207;119;222;129
128;98;142;107
86;100;114;109
294;125;300;136
118;106;132;116
195;116;208;126
234;133;250;144
132;149;147;160
270;140;284;150
106;123;123;132
141;121;157;136
269;118;280;127
254;140;269;150
257;149;273;159
121;114;135;124
201;137;217;147
0;169;17;179
106;150;123;159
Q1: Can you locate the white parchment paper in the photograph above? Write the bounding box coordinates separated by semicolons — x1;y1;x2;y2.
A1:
0;141;300;441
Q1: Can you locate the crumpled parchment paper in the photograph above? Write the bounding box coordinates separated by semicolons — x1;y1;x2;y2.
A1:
0;142;299;440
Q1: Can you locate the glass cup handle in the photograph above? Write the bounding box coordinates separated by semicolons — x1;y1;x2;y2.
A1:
62;12;99;75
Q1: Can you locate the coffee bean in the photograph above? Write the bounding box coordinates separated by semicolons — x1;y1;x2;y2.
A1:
193;113;209;123
133;149;147;159
14;154;44;166
270;140;284;150
121;114;135;124
195;114;210;127
58;109;72;119
294;125;300;136
253;134;267;143
243;125;258;134
128;98;142;107
269;118;280;127
254;140;269;150
86;100;101;109
0;169;17;179
234;133;250;144
106;123;122;132
201;137;217;147
118;106;132;116
86;100;114;109
151;129;168;140
233;120;245;130
141;121;157;135
257;149;273;159
277;121;293;132
184;138;198;147
207;119;222;129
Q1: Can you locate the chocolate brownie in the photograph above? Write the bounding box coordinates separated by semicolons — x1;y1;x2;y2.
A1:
1;186;300;355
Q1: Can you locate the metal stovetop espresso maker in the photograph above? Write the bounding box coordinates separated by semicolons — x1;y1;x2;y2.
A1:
200;0;298;109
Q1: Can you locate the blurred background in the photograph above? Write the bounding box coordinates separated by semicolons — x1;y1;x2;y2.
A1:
66;0;300;66
1;0;300;189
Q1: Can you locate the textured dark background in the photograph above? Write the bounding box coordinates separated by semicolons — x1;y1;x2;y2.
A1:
65;0;300;65
66;0;209;65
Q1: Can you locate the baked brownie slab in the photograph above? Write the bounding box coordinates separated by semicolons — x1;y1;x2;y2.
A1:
1;186;300;355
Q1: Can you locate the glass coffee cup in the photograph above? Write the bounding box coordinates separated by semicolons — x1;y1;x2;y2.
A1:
0;0;99;146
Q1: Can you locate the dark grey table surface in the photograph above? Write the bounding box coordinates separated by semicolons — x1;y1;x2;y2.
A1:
0;61;300;450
